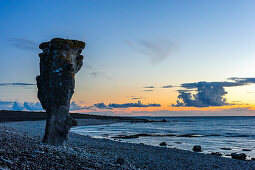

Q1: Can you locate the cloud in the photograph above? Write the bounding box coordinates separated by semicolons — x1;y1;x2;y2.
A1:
228;77;255;84
144;86;155;88
173;78;255;107
94;103;110;109
70;101;90;111
144;90;153;92
6;38;38;52
0;83;36;87
23;102;43;111
108;100;161;108
0;100;92;111
0;100;13;110
161;85;173;88
124;39;176;64
90;71;113;80
131;97;142;100
12;101;24;111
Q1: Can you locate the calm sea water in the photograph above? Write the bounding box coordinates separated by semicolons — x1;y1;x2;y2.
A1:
70;116;255;159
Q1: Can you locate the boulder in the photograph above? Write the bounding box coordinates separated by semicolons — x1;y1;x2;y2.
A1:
193;145;202;152
160;142;167;146
231;153;246;160
211;152;222;156
220;147;231;150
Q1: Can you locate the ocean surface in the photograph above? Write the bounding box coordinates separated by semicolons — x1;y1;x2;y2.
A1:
71;116;255;159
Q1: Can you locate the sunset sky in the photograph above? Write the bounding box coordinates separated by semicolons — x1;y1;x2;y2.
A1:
0;0;255;116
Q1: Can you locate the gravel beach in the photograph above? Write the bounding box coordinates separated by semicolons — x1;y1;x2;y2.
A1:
1;120;255;169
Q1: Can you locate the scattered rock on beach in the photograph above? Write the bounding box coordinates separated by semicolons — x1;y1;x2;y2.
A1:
0;156;13;165
211;152;222;156
111;135;139;139
231;153;246;160
160;142;167;146
193;145;202;152
220;147;232;150
115;157;125;165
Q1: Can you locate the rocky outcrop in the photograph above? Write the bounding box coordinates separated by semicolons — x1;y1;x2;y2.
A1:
36;38;85;146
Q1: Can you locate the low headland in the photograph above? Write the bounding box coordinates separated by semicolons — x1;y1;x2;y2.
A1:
0;110;255;169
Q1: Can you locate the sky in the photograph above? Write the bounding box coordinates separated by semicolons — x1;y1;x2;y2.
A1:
0;0;255;116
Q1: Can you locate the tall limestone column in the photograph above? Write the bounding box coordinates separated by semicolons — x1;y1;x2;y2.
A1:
36;38;85;146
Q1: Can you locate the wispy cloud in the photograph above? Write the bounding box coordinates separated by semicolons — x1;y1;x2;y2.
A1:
144;90;154;92
124;39;177;64
6;38;38;52
90;71;113;80
144;86;155;88
161;85;174;88
0;83;36;87
131;97;143;100
108;101;161;108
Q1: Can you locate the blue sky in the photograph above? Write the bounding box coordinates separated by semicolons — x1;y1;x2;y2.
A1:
0;0;255;116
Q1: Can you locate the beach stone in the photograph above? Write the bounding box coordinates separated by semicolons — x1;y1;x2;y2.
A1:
231;153;246;160
211;152;222;156
160;142;167;146
0;156;13;165
115;157;125;165
242;149;252;151
193;145;202;152
37;38;85;146
220;147;232;150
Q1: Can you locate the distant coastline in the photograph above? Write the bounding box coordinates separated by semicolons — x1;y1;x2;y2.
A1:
0;110;147;122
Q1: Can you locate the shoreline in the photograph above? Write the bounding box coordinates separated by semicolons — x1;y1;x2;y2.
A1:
1;120;255;169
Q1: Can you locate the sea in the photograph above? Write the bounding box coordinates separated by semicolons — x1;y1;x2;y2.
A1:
70;116;255;159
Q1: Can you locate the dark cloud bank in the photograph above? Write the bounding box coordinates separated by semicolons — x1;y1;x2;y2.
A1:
173;78;255;107
93;101;161;109
0;100;161;111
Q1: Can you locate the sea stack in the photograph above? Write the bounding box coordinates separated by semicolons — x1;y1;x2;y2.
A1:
36;38;85;146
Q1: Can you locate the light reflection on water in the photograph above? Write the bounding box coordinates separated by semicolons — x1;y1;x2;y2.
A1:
71;116;255;159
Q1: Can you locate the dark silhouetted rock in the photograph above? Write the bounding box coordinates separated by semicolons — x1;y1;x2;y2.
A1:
242;149;252;151
193;145;202;152
37;38;85;146
211;152;222;156
160;142;167;146
220;147;232;150
231;153;246;160
111;135;139;139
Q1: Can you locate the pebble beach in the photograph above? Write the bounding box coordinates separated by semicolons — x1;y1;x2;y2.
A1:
1;119;255;169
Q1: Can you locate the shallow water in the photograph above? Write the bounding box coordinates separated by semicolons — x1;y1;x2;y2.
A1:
71;116;255;159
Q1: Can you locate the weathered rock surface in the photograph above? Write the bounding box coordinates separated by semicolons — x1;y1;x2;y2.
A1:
36;38;85;146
